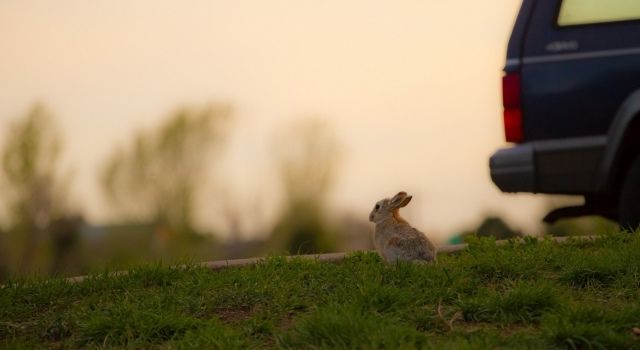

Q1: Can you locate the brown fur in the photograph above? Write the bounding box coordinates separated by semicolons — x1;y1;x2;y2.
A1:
392;209;408;224
369;191;436;263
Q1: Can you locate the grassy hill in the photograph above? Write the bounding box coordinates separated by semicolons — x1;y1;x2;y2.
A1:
2;234;640;349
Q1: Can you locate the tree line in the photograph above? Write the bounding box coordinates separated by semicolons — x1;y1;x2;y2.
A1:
0;103;349;279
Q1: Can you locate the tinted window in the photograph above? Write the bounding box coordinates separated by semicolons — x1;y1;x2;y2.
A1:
558;0;640;26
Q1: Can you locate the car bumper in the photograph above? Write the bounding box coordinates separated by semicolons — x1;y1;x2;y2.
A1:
489;136;607;195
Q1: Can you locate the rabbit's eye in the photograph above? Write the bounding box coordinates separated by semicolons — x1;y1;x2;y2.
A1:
374;204;380;210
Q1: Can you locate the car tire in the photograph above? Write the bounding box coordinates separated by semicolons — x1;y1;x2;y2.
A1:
619;154;640;231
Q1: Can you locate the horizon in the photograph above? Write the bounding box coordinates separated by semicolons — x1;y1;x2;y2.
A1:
0;1;565;242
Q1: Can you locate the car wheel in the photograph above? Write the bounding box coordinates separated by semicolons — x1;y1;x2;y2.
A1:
619;154;640;231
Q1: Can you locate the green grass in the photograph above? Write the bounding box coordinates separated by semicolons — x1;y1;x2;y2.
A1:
2;234;640;349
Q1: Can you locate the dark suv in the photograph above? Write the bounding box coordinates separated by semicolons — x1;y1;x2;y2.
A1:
490;0;640;228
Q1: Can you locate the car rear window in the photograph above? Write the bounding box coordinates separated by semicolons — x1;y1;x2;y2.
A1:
558;0;640;26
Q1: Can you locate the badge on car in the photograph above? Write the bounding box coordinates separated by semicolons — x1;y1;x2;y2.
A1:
545;40;579;53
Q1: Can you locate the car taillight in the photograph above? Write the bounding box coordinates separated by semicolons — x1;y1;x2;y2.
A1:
502;72;523;143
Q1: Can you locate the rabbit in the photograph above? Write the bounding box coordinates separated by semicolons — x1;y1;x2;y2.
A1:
369;191;437;263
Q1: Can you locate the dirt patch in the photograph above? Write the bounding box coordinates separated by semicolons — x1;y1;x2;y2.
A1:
498;323;536;336
215;307;254;323
455;321;537;336
278;311;298;331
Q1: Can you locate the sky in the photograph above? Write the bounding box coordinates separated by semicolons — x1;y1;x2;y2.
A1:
0;1;566;242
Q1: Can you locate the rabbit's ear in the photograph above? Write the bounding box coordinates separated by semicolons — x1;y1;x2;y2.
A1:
399;195;412;207
390;191;409;208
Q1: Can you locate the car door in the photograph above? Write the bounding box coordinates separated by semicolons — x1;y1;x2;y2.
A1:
520;0;640;141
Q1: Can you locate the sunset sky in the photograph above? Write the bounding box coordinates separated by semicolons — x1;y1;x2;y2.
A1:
0;1;563;241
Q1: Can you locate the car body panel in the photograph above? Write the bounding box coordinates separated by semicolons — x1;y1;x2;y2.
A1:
491;0;640;201
521;0;640;142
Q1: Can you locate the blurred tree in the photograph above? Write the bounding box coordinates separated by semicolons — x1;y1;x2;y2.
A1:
48;215;83;274
0;104;78;273
270;119;342;254
542;196;619;236
476;216;520;239
450;215;520;244
0;227;8;280
100;105;231;238
334;214;374;251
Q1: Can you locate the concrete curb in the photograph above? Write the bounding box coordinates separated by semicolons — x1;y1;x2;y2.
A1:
61;235;599;283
